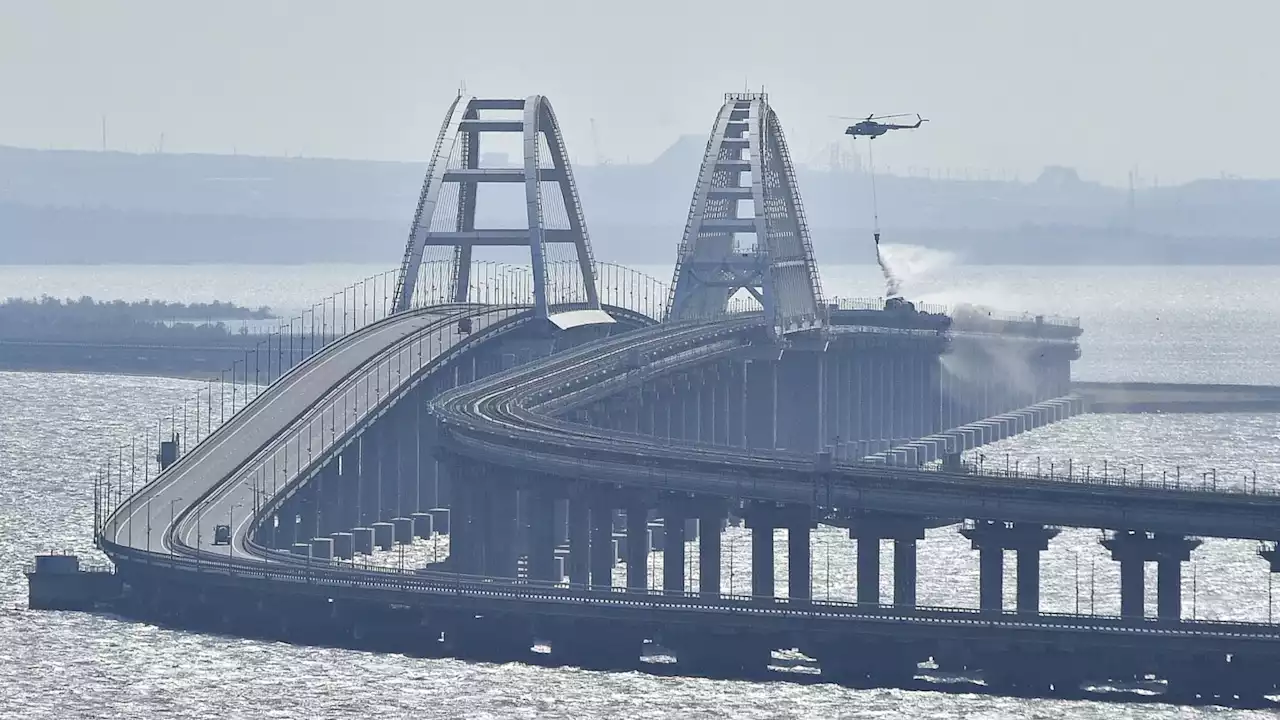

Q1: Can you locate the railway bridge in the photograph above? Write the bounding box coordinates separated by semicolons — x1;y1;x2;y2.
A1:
77;93;1280;706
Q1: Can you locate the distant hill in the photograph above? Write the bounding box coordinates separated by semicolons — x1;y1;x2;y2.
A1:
1;144;1277;265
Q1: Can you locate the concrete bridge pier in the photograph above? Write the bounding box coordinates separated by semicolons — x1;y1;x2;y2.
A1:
624;501;649;591
961;521;1060;614
484;479;519;578
338;444;360;532
744;503;811;600
1102;531;1201;620
663;501;687;593
295;486;319;546
358;433;380;527
788;520;813;603
698;366;717;444
445;463;479;574
526;490;558;582
637;388;656;436
744;507;775;598
316;461;341;537
653;382;673;440
589;494;614;588
397;403;421;517
697;501;727;598
776;351;821;453
377;417;400;521
847;514;929;607
567;489;591;586
744;359;777;450
724;361;746;448
670;378;689;442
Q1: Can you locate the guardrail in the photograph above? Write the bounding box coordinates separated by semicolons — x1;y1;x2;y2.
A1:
100;539;1280;640
875;454;1272;499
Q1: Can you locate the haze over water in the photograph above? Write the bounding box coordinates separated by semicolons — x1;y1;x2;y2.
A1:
4;262;1280;718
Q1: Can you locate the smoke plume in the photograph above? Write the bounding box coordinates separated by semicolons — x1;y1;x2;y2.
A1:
876;244;903;298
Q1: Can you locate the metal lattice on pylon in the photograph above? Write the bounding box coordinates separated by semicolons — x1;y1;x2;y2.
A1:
393;94;610;327
665;93;825;336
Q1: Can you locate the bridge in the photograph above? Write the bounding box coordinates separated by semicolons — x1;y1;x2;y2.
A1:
67;93;1280;705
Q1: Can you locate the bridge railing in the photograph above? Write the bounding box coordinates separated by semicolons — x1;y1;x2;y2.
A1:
826;297;1080;329
99;538;1280;635
93;261;468;537
849;452;1271;498
91;259;722;539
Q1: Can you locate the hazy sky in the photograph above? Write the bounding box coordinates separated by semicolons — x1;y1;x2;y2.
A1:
2;0;1276;185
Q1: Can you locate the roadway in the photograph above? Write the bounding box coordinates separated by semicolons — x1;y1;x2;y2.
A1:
104;304;522;562
433;316;1280;541
97;303;1280;656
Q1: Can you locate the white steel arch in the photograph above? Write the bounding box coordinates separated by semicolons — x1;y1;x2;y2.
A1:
665;93;825;336
393;94;605;324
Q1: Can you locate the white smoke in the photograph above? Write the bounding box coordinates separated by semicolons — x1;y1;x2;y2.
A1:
875;243;903;298
875;242;958;300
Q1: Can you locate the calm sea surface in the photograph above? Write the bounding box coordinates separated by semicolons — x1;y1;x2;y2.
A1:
3;262;1280;718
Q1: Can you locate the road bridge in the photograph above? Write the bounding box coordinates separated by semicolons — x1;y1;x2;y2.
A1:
68;92;1280;706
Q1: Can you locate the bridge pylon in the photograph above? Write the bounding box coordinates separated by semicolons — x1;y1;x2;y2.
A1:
393;94;607;324
666;93;825;336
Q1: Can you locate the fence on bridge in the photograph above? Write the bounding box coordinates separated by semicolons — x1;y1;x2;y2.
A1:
91;259;1096;543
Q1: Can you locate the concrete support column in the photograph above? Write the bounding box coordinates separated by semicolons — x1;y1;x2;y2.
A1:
317;462;341;537
339;444;361;532
788;523;812;602
978;547;1003;612
1157;558;1182;621
358;433;380;527
857;537;880;606
777;352;821;453
589;494;614;588
726;361;746;448
625;503;648;591
398;406;419;515
699;513;721;599
486;481;518;579
963;521;1059;615
749;518;775;598
527;490;557;582
1103;531;1200;621
1119;559;1144;618
744;359;777;450
894;537;918;608
699;372;716;444
447;462;474;573
638;391;656;436
663;506;687;594
1016;548;1041;615
567;492;591;586
671;383;688;441
378;419;399;521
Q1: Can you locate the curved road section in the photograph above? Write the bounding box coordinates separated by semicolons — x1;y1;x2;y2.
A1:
96;303;1280;665
102;304;522;561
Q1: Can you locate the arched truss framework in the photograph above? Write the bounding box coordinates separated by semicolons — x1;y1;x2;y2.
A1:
666;93;825;336
394;95;605;324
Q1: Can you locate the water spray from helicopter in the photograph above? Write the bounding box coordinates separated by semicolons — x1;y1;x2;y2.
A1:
840;112;928;300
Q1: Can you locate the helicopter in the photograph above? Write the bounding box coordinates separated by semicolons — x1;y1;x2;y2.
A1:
843;113;927;139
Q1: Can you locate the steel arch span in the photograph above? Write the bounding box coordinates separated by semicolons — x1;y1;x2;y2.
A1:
666;93;825;336
393;95;606;324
